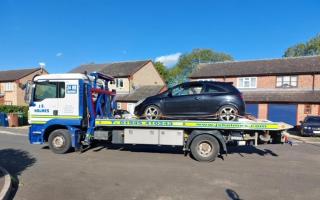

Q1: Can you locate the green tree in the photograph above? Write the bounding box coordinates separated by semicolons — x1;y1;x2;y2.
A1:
154;61;170;83
284;34;320;57
168;48;233;86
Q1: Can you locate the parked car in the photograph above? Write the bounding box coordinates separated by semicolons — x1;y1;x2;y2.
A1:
300;116;320;136
134;81;245;121
114;109;134;119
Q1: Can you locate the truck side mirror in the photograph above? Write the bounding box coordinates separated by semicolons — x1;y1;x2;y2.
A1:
24;81;34;106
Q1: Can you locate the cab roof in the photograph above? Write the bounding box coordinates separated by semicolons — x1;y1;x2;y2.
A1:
34;73;89;81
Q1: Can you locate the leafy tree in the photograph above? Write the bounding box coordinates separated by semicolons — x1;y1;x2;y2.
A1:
284;34;320;57
168;49;233;86
154;61;170;83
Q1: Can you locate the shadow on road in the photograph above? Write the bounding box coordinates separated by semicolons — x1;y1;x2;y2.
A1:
227;145;279;157
92;141;184;154
89;141;279;158
226;188;242;200
0;148;36;199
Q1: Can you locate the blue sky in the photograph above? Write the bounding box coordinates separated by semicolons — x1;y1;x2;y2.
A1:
0;0;320;73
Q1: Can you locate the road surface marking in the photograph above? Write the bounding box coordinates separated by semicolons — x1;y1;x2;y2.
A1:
0;130;27;136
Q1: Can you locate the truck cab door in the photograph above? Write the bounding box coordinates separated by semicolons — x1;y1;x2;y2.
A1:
29;81;66;123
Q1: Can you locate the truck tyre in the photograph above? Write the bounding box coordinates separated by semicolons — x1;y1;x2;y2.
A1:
190;134;220;162
48;129;72;154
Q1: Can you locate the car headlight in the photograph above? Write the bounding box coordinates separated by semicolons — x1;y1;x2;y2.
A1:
304;126;311;130
136;99;145;106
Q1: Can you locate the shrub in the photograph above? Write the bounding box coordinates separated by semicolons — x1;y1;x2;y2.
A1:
0;105;29;125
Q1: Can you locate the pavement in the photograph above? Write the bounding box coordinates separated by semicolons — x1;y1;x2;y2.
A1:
0;166;12;200
0;126;320;200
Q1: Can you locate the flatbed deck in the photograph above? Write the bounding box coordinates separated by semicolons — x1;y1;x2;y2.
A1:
95;118;292;131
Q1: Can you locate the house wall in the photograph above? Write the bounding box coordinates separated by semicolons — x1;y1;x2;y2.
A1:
0;69;47;106
0;82;17;105
109;62;165;96
258;104;268;119
297;104;320;124
132;62;165;88
193;74;319;90
314;74;320;89
108;78;130;94
16;69;48;105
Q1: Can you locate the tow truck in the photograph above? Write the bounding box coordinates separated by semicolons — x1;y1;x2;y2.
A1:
25;72;292;162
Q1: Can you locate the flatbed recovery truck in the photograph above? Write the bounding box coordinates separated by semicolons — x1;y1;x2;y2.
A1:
25;72;292;162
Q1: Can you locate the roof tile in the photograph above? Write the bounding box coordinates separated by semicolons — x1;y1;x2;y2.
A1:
190;56;320;78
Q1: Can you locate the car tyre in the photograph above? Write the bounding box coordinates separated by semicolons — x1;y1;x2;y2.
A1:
48;129;72;154
218;105;239;121
144;105;162;120
190;134;220;162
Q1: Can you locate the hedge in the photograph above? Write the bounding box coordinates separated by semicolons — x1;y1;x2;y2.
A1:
0;105;29;118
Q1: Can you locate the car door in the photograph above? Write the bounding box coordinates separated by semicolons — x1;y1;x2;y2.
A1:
162;82;206;116
201;83;227;114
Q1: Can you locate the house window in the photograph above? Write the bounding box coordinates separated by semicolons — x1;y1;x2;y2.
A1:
304;104;312;114
116;79;124;88
5;83;13;91
4;101;12;105
238;77;257;88
117;103;122;109
276;76;297;88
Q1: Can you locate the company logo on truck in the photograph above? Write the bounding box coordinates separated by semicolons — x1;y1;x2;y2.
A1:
67;85;77;94
34;104;49;113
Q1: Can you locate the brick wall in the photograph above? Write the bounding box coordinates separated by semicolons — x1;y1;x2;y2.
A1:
193;74;319;90
314;75;320;89
258;104;268;119
297;104;320;124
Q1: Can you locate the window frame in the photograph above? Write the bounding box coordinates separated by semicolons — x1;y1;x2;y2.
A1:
116;79;124;88
4;82;13;91
4;101;12;105
237;77;257;89
304;104;312;115
276;76;298;88
33;81;65;102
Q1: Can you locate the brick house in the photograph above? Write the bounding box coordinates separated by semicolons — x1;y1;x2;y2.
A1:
189;56;320;126
0;67;48;105
70;60;166;114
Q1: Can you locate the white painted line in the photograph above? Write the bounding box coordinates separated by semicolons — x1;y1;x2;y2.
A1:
0;130;27;137
0;166;12;200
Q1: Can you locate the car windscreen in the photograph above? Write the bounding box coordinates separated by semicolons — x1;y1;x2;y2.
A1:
305;117;320;123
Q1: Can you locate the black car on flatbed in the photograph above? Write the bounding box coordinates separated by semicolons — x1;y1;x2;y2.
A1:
300;116;320;136
134;81;245;121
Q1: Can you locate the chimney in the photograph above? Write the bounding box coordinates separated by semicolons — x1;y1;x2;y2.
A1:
39;62;45;73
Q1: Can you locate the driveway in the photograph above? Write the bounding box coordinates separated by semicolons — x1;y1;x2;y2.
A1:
0;127;320;200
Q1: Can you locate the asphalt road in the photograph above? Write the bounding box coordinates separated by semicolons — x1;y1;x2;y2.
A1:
0;127;320;200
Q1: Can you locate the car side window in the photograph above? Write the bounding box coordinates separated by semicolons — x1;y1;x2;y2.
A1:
172;85;204;96
204;85;224;93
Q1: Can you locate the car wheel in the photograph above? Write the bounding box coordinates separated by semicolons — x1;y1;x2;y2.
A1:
144;105;162;120
218;105;239;121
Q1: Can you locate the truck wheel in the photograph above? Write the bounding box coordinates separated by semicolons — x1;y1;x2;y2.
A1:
190;134;220;162
48;129;72;154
